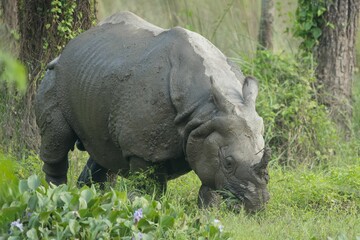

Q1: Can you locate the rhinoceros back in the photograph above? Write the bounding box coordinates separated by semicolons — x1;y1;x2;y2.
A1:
54;15;187;168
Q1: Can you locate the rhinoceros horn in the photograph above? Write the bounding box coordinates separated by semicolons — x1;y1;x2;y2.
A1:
253;147;271;174
242;76;259;110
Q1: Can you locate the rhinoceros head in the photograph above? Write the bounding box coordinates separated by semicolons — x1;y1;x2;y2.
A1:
186;76;270;212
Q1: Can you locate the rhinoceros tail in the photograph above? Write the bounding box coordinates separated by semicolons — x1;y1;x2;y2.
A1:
46;55;60;70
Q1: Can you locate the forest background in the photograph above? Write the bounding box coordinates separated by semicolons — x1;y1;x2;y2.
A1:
0;0;359;239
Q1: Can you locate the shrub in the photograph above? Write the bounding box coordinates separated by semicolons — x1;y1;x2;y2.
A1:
234;50;339;166
0;175;230;239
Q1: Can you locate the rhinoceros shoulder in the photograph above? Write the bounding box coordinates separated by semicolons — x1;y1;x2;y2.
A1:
163;26;245;117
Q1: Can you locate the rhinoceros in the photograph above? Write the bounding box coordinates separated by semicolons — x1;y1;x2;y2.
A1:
35;11;270;212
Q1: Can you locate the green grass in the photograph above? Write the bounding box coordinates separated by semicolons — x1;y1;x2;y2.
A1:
167;165;360;239
1;152;359;239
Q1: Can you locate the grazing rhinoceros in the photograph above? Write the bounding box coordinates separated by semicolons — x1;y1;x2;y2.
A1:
35;11;270;212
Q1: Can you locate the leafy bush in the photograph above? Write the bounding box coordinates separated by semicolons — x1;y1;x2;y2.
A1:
0;175;230;239
0;52;27;93
234;50;339;165
0;154;20;208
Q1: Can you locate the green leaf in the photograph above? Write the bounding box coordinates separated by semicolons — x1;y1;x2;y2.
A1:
304;39;316;49
69;195;80;210
38;211;52;223
303;21;313;31
28;195;38;211
160;215;175;230
60;191;72;206
312;27;322;39
80;189;93;203
19;180;29;193
79;197;87;209
89;206;105;218
69;219;80;235
27;175;40;190
137;219;156;233
317;7;326;16
26;228;39;240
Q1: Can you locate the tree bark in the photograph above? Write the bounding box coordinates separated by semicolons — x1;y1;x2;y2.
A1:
0;0;18;52
1;0;18;29
16;0;97;151
315;0;360;139
258;0;274;50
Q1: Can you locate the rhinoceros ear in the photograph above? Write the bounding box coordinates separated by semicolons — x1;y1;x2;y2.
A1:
242;76;259;109
210;77;237;114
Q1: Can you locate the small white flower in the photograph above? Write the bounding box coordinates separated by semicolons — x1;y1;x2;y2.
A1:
213;219;224;232
218;224;224;232
11;219;24;232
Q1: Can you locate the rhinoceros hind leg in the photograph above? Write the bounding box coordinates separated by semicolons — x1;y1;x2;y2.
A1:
39;109;77;185
77;157;117;189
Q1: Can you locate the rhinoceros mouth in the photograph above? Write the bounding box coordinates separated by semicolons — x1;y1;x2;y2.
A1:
215;189;245;213
217;186;246;205
217;185;264;212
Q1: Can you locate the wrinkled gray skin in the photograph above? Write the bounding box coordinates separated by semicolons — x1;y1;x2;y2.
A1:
35;11;270;212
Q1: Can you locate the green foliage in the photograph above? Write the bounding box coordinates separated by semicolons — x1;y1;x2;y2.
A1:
16;154;43;180
293;0;329;53
236;50;339;165
45;0;78;51
1;156;359;239
0;154;20;207
0;52;26;92
0;175;230;239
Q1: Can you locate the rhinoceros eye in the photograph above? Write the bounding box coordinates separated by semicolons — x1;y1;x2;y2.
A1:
224;156;235;170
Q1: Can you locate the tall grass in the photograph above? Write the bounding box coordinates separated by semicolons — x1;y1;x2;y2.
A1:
97;0;296;56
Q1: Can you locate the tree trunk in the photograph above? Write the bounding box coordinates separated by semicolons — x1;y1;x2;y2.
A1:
0;0;18;52
16;0;97;151
1;0;18;29
315;0;360;139
258;0;274;50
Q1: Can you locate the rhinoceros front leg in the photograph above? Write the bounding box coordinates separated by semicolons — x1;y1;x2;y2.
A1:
77;157;117;188
198;185;222;208
128;156;168;196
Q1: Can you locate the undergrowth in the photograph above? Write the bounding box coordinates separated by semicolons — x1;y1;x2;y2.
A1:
1;152;359;239
234;50;341;166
